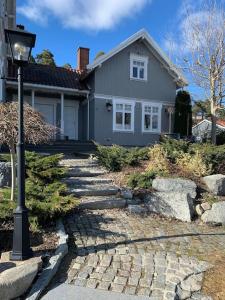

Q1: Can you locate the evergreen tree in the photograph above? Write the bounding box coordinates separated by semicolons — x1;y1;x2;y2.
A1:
36;49;56;66
62;63;72;70
29;55;36;63
94;51;105;60
174;91;192;137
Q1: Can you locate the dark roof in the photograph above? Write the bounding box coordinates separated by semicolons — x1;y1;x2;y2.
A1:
8;62;88;91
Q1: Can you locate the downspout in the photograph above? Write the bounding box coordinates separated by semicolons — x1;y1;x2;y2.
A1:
87;95;90;140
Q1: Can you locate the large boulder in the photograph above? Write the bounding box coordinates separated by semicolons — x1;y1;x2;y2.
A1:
0;162;11;188
202;174;225;196
152;178;197;199
0;262;39;300
145;192;194;222
201;201;225;224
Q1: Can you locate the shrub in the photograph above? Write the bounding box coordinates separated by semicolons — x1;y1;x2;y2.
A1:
176;151;211;177
125;147;149;166
95;144;149;171
147;144;170;176
95;144;127;171
160;136;189;162
127;171;156;189
189;143;225;174
217;131;225;145
0;151;79;230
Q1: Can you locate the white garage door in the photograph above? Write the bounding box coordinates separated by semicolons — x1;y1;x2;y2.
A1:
35;103;54;125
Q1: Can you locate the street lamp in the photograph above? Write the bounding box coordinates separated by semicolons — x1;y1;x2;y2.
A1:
5;26;36;261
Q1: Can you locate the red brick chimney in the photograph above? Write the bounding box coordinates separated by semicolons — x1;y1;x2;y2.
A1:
77;47;90;72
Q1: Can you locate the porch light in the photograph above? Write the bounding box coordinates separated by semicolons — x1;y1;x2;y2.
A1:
106;101;112;112
5;27;36;65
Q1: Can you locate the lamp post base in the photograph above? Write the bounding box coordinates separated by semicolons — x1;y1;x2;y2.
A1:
10;209;33;261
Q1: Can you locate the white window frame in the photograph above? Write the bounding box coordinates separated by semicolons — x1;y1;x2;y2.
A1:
113;98;135;132
142;102;162;133
130;53;148;81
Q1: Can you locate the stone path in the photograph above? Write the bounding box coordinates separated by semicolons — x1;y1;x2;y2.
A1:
48;208;225;300
60;157;124;209
47;157;225;299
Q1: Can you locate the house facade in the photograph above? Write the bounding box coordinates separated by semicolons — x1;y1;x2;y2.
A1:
0;2;188;147
193;119;225;141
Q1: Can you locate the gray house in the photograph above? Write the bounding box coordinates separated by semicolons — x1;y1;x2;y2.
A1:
1;2;188;147
193;119;225;141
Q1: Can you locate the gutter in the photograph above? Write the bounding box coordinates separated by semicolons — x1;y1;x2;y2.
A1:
6;80;90;95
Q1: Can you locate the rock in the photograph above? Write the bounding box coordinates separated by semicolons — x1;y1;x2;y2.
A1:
180;274;202;292
0;162;11;188
203;174;225;196
0;262;39;300
196;204;204;216
127;205;147;214
121;189;133;199
145;192;194;222
201;201;225;224
152;178;197;199
201;202;211;211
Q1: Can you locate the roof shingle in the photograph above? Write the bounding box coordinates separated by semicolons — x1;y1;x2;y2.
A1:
8;62;87;90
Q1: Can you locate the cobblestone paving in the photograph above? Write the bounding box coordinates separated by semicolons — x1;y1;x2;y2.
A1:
54;209;225;300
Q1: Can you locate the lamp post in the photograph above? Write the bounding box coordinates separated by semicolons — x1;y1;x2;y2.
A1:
5;26;36;261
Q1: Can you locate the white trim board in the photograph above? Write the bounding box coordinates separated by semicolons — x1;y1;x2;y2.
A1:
94;93;174;107
113;98;135;132
87;29;187;87
6;80;90;95
142;102;162;134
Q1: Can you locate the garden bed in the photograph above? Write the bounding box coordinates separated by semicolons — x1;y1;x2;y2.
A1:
0;221;58;257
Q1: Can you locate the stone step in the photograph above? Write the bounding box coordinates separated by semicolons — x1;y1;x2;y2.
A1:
68;185;119;197
60;161;99;168
63;177;113;186
78;196;127;210
66;167;107;178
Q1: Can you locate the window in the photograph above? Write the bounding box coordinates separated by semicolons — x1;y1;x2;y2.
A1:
113;100;134;132
130;54;148;81
142;103;161;133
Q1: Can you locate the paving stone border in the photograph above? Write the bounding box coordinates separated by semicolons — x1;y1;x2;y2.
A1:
26;219;68;300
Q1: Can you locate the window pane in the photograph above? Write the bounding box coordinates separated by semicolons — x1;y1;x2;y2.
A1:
116;104;123;110
116;112;123;129
152;115;158;130
133;60;137;65
144;114;151;130
124;112;131;129
125;104;132;111
140;62;144;66
153;107;159;113
133;67;138;78
140;68;144;79
144;106;151;113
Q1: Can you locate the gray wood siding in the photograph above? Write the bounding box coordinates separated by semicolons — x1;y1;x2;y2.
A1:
93;98;170;146
94;40;176;102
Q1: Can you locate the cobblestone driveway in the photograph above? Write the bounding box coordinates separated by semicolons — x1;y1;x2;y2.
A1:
53;209;225;299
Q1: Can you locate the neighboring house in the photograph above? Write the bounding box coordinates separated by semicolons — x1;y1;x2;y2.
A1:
192;119;225;140
0;3;188;146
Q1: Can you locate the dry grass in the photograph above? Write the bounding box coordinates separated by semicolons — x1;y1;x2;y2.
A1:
202;252;225;300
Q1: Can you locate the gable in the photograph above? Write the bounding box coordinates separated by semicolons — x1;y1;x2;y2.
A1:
87;29;187;88
93;39;177;101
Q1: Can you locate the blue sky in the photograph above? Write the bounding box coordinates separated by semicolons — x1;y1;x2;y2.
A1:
16;0;215;100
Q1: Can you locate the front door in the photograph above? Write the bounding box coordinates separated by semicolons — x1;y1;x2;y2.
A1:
64;106;77;140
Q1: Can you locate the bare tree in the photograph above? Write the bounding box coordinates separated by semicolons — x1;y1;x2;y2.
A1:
0;102;55;201
180;0;225;143
164;1;225;143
